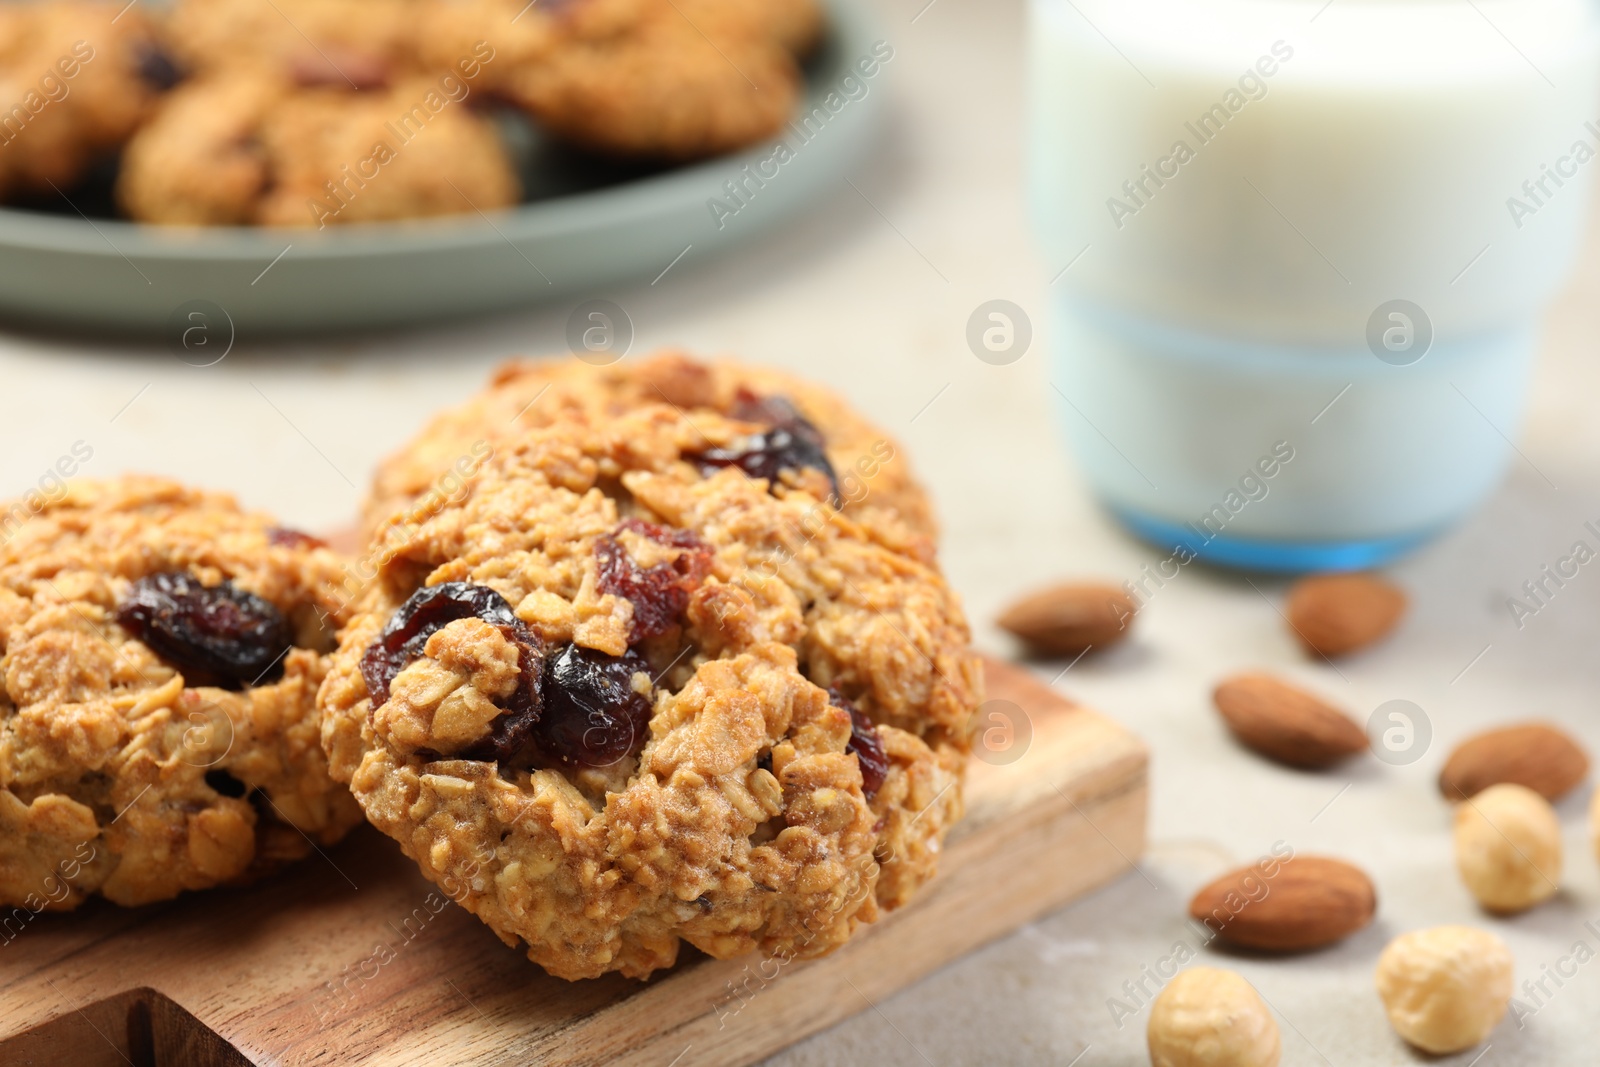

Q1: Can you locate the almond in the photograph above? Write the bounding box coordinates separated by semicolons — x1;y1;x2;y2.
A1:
1189;855;1376;952
996;581;1135;656
1213;672;1368;768
1438;722;1589;802
1286;572;1406;657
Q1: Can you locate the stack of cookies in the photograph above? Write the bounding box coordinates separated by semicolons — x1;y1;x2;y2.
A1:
0;0;824;227
0;352;983;981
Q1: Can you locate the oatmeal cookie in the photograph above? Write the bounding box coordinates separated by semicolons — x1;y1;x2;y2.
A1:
164;0;427;83
364;350;938;559
0;2;169;200
0;476;363;909
116;69;519;227
421;0;818;159
321;388;979;980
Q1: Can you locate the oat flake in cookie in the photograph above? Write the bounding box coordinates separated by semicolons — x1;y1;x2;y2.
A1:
321;372;981;980
0;477;363;910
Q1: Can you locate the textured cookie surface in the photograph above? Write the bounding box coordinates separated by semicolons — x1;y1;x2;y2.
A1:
365;350;939;555
421;0;820;159
0;2;167;199
164;0;429;82
0;477;362;910
323;373;979;980
117;69;518;227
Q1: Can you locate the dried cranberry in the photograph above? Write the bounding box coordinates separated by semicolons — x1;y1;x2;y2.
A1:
534;644;653;769
290;49;390;90
362;584;660;769
267;526;326;550
729;389;815;435
360;582;526;704
693;391;839;503
693;425;836;493
594;518;711;641
362;583;545;763
117;572;290;690
134;43;182;91
829;689;888;799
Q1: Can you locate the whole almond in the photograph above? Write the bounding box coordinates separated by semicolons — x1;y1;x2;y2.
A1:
1213;672;1368;768
997;581;1136;656
1189;855;1376;952
1286;573;1406;657
1438;722;1589;802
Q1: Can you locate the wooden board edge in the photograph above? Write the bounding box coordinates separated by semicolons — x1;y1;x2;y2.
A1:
0;659;1152;1067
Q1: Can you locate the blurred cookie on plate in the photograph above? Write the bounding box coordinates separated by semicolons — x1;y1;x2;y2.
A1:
116;69;519;226
0;2;169;200
421;0;823;160
164;0;429;83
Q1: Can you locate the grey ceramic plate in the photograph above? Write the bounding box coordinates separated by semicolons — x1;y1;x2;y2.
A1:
0;0;884;337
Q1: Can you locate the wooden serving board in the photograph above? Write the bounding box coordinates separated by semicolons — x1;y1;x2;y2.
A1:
0;658;1147;1067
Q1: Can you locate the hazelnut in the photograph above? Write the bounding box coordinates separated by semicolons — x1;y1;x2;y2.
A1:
1146;967;1281;1067
1374;926;1513;1053
1453;782;1561;913
1589;785;1600;865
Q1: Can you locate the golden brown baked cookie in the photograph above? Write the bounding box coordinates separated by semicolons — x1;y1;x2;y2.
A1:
321;377;979;980
116;68;519;227
164;0;428;83
0;476;363;910
364;350;939;559
0;2;168;199
421;0;820;159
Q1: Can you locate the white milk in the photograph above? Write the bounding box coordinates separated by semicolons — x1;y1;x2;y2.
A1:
1030;0;1600;566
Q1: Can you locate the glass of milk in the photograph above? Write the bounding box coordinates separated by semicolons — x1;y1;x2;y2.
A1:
1030;0;1600;570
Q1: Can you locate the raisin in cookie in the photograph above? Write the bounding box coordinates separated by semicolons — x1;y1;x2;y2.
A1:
421;0;817;159
0;2;169;200
364;350;938;565
117;70;518;227
321;387;980;980
0;477;363;910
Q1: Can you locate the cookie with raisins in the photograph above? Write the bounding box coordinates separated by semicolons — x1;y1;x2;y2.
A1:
0;477;363;909
163;0;427;81
0;3;170;202
363;350;939;566
116;70;519;227
417;0;821;160
320;377;980;980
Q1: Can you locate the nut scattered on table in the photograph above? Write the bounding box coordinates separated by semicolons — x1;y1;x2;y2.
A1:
1147;967;1281;1067
1374;926;1513;1054
1454;783;1562;913
1286;572;1406;658
1438;721;1589;802
1590;788;1600;868
996;580;1136;657
1212;672;1369;768
1188;855;1376;953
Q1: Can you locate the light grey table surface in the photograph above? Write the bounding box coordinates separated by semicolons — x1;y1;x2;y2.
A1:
5;0;1600;1063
